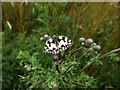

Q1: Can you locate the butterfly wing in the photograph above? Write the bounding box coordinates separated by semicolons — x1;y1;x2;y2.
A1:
44;38;59;54
44;35;74;54
57;36;74;52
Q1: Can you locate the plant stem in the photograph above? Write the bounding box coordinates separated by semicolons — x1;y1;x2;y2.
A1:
27;80;46;90
62;64;74;76
70;47;82;56
59;47;82;64
99;48;120;59
77;53;86;61
56;64;60;74
79;58;95;73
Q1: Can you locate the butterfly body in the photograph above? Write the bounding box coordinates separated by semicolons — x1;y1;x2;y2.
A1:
44;35;74;55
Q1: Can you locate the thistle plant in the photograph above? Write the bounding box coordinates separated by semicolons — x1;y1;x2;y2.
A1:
17;33;120;89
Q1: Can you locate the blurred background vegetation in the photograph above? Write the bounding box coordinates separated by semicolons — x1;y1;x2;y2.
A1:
2;2;120;89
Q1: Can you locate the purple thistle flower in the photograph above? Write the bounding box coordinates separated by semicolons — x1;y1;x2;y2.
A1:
52;55;58;61
26;67;31;72
86;38;93;46
44;34;49;40
89;47;94;52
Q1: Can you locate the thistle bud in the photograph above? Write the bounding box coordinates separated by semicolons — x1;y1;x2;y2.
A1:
44;34;49;40
52;55;58;61
89;47;94;52
86;38;93;46
26;67;31;72
94;45;101;50
79;37;85;42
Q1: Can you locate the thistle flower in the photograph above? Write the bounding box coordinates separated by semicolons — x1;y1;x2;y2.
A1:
93;43;97;46
86;38;93;46
91;43;97;47
79;37;85;42
52;55;58;61
26;67;31;72
81;42;85;46
93;45;101;50
89;47;94;52
44;34;49;40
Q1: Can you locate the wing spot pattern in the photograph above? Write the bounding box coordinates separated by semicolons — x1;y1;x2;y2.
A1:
44;35;74;54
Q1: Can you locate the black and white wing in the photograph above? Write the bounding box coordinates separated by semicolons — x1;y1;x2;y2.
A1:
44;35;74;55
57;36;74;53
44;38;58;55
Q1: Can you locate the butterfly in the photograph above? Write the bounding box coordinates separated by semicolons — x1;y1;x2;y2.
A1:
44;35;74;55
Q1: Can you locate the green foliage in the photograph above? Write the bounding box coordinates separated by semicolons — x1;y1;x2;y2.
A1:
17;39;100;88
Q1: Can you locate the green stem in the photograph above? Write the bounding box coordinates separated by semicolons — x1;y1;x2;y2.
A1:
55;60;61;74
79;58;95;73
77;53;86;61
70;47;82;56
62;64;74;75
59;47;82;64
27;80;46;90
99;48;120;59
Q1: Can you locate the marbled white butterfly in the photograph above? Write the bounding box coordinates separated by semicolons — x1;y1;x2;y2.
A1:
44;35;74;55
